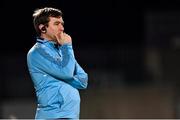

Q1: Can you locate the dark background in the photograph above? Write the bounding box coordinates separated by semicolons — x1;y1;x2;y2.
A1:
1;0;180;118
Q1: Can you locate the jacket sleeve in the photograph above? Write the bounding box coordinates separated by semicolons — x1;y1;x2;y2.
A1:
28;43;88;89
67;61;88;89
29;43;75;80
61;45;88;89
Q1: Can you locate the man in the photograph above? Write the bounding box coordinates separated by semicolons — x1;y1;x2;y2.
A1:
27;7;88;119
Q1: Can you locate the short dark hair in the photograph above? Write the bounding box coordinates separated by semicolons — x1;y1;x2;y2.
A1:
32;7;63;36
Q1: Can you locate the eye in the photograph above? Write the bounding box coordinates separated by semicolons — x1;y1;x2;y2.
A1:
54;23;59;25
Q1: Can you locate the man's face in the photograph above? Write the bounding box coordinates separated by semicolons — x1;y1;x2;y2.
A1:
46;16;64;40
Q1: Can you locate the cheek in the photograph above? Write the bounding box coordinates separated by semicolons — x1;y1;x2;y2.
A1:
51;27;59;33
47;27;55;34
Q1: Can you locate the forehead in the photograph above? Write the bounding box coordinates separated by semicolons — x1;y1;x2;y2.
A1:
49;17;63;22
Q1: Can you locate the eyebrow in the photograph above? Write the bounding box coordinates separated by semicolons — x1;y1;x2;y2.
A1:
54;21;64;25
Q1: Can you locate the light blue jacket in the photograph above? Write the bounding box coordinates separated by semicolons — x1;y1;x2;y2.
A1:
27;38;88;119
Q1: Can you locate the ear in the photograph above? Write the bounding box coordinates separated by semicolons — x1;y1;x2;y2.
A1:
39;24;46;33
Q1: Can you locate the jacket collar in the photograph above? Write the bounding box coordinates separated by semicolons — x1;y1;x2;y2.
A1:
36;37;59;49
36;37;57;44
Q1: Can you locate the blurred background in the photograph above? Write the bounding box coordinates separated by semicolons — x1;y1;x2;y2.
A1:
1;0;180;119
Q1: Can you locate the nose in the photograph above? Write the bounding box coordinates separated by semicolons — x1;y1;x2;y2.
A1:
60;24;64;31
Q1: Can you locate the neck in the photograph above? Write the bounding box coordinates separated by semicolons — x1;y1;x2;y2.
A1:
40;34;57;43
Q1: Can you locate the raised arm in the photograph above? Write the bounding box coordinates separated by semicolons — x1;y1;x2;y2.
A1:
27;43;76;80
27;43;88;89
